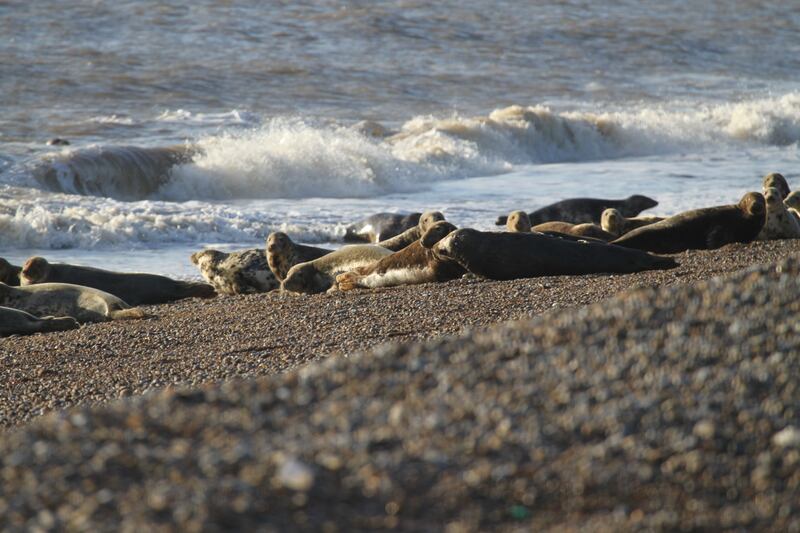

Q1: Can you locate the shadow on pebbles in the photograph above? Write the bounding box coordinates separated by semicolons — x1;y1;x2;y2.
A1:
1;254;799;531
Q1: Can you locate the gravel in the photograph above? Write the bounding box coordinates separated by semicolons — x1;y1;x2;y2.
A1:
0;240;798;530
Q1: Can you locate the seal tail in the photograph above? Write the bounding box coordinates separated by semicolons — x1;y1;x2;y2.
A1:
110;308;149;321
42;316;80;332
495;215;508;226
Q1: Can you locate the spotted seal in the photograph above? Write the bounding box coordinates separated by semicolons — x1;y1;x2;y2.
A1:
20;257;216;306
0;258;21;286
763;172;790;200
0;306;79;337
344;212;424;243
336;221;462;291
0;282;147;323
190;249;278;295
377;211;446;251
757;187;800;240
281;244;393;294
612;192;766;253
266;233;333;282
600;208;665;238
431;228;676;280
495;195;658;226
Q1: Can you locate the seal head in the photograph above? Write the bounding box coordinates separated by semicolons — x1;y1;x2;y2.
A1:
506;211;532;233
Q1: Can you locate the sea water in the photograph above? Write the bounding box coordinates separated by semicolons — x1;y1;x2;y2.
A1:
1;1;798;278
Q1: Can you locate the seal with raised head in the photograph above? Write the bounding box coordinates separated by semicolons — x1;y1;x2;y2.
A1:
763;172;790;200
336;221;463;291
431;228;676;280
266;233;333;282
495;195;658;226
0;258;21;286
506;211;532;233
600;208;665;238
532;221;615;241
344;212;423;243
190;249;278;295
612;192;766;254
757;187;800;240
281;244;393;294
377;211;446;251
20;257;216;306
0;306;79;337
784;191;800;223
0;282;147;323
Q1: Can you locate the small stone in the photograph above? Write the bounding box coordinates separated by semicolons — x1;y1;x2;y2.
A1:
772;426;800;448
277;458;314;491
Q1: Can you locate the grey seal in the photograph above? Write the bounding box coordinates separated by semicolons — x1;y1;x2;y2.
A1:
281;244;392;294
377;211;446;251
600;208;665;238
495;195;658;226
266;233;333;282
0;258;21;286
0;306;79;337
757;187;800;240
190;249;279;295
344;212;424;243
763;172;790;200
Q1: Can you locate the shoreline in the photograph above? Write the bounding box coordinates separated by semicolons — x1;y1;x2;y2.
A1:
2;239;799;430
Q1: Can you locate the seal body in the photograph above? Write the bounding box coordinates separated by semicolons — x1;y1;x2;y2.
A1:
377;211;446;251
763;172;790;200
600;208;665;237
532;221;615;241
0;282;146;323
433;229;676;280
190;249;278;295
612;192;766;253
337;221;462;290
20;257;215;306
495;195;658;226
757;187;800;240
266;233;333;282
344;212;422;243
281;245;392;294
0;306;79;337
0;258;21;286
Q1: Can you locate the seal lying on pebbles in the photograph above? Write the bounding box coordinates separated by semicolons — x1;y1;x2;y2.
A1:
612;192;766;254
757;187;800;240
344;212;423;243
377;211;446;251
266;233;333;282
600;208;665;237
0;282;146;323
20;257;215;306
281;245;392;294
432;228;676;280
336;221;463;291
0;306;79;337
495;195;658;226
0;258;21;286
190;249;278;295
532;221;615;241
763;172;790;199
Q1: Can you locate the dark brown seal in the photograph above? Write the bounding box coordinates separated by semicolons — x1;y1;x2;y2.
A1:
495;195;658;226
377;211;446;251
763;172;790;200
344;212;424;243
432;228;676;280
0;258;21;286
21;256;216;306
337;221;463;290
612;192;766;254
266;233;333;282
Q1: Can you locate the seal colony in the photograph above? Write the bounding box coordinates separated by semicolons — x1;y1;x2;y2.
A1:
1;172;795;336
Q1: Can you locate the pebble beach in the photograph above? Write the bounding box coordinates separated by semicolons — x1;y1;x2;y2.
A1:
1;240;799;530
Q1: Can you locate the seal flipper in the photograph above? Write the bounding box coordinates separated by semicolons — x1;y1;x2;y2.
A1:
109;308;149;320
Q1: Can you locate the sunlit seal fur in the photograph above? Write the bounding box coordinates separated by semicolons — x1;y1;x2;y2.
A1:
0;258;21;286
432;229;676;280
266;232;333;282
0;306;79;337
377;211;446;251
20;256;216;306
0;282;146;323
612;192;766;254
757;187;800;240
532;221;615;241
190;249;278;295
600;208;665;238
495;195;658;226
344;212;423;243
281;245;393;294
506;211;532;232
763;172;790;200
784;191;800;224
336;221;462;291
